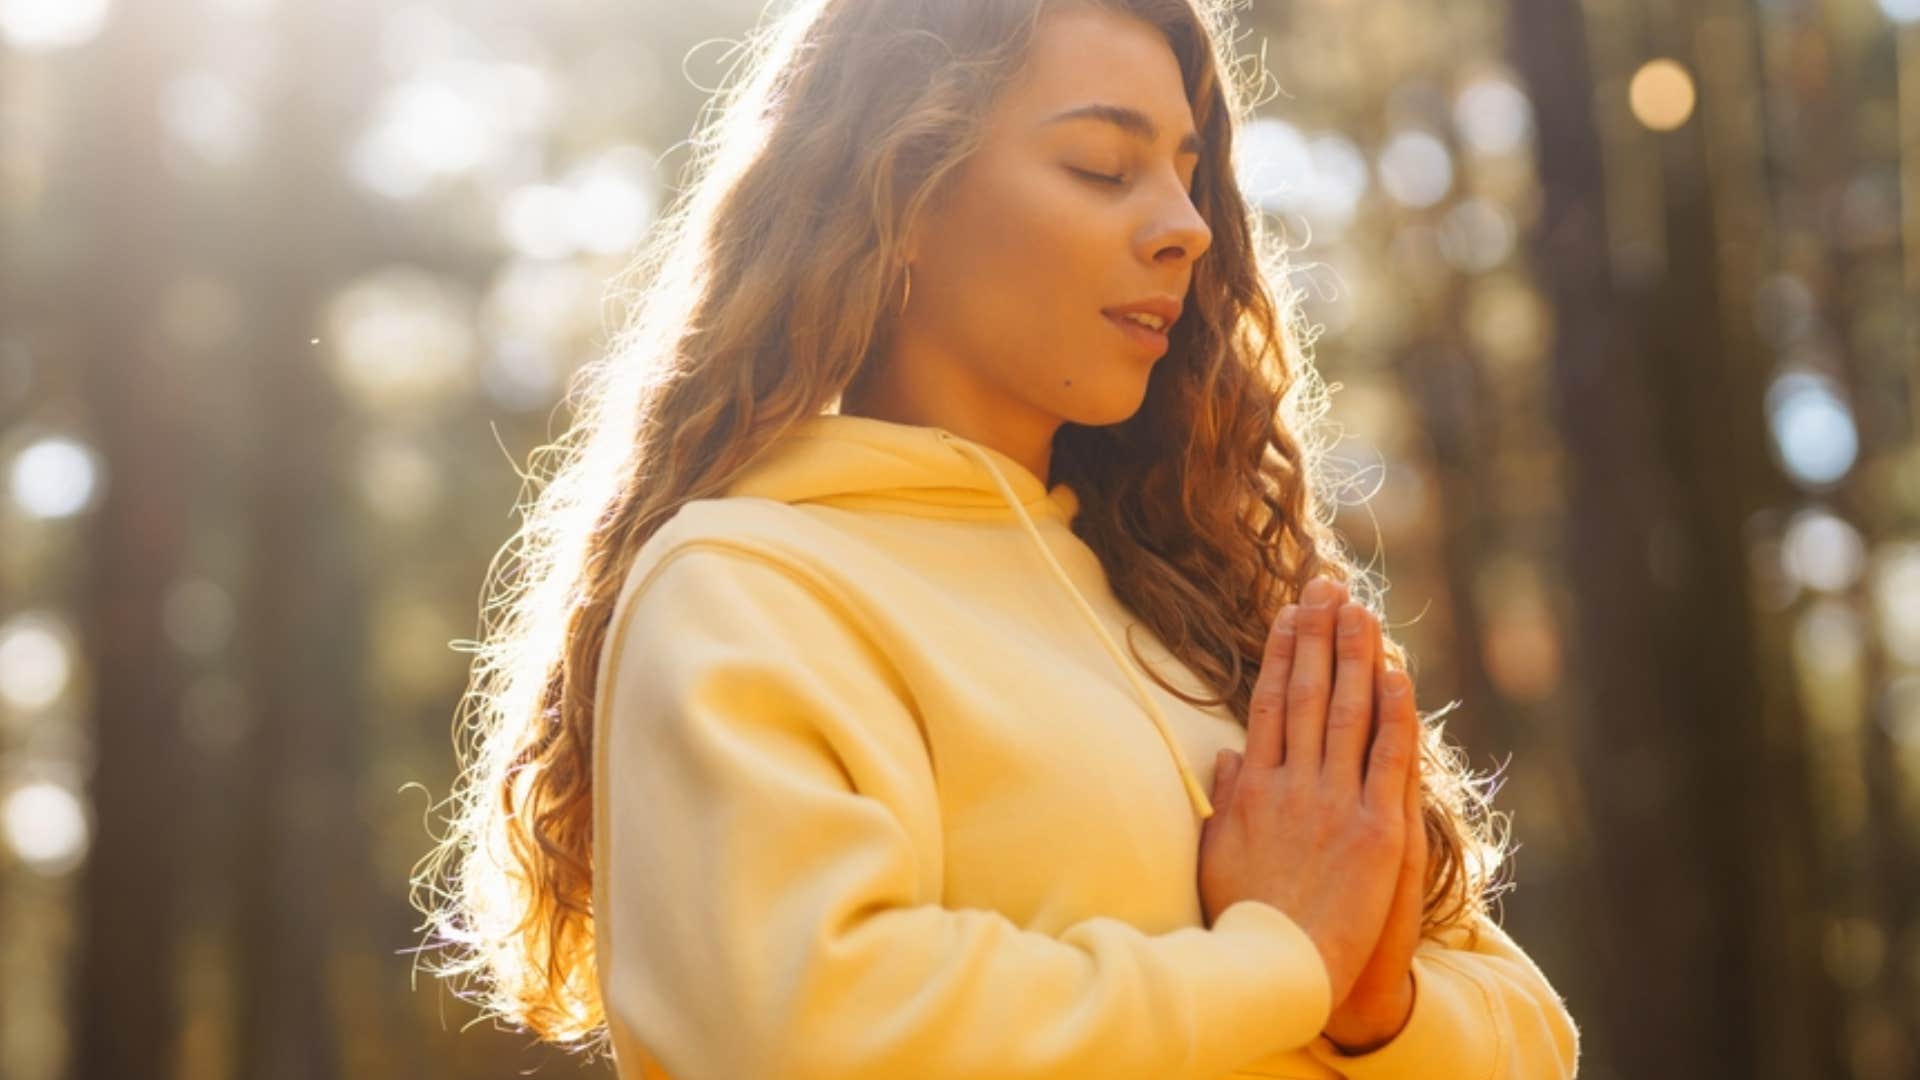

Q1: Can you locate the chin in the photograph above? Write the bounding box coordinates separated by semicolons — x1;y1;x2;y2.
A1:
1060;377;1152;429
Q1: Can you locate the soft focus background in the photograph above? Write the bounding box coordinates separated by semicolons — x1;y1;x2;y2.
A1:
1;0;1916;1076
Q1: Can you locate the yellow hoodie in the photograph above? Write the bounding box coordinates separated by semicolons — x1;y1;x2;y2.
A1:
590;412;1580;1079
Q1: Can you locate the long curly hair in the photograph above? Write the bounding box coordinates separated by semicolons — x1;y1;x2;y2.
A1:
412;0;1513;1051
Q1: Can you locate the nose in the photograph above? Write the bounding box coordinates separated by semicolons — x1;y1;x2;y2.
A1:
1141;189;1212;268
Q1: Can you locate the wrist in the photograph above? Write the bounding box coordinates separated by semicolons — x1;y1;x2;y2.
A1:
1323;971;1415;1055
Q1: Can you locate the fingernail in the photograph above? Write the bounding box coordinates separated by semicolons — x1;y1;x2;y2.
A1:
1338;603;1364;636
1304;577;1335;608
1384;670;1410;697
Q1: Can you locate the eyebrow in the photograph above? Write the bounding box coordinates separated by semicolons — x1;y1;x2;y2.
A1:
1042;102;1203;158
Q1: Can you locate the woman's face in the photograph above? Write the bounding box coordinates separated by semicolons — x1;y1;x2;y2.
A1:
853;4;1213;482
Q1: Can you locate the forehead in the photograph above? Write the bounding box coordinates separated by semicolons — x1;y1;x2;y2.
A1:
996;7;1194;134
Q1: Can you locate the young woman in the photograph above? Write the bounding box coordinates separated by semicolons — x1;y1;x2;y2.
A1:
417;0;1581;1076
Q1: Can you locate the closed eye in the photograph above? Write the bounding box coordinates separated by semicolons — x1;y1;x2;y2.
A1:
1069;166;1197;199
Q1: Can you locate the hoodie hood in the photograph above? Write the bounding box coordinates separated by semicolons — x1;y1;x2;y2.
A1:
727;413;1084;524
723;411;1216;821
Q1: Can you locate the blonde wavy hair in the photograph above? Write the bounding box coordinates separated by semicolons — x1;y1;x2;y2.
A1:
412;0;1514;1052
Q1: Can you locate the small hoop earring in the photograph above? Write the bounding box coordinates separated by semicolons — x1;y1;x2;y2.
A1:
900;264;912;314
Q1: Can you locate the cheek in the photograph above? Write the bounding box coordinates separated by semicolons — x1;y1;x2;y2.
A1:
913;158;1132;379
1009;172;1112;262
939;167;1113;314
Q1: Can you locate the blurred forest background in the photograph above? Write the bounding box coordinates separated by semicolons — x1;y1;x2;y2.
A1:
1;0;1917;1076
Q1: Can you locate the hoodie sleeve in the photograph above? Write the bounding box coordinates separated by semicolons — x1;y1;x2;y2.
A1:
595;542;1334;1080
1301;914;1581;1078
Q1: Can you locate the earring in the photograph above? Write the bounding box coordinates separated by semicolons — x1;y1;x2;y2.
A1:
900;264;912;314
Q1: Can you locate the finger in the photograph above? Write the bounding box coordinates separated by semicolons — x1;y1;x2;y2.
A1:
1284;576;1346;771
1363;667;1417;817
1366;647;1387;776
1322;602;1378;797
1211;747;1243;809
1401;783;1427;936
1405;756;1426;880
1403;688;1427;879
1244;606;1298;769
1388;781;1428;947
1366;648;1407;794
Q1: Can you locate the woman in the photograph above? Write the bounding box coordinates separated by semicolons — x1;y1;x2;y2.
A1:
416;0;1581;1076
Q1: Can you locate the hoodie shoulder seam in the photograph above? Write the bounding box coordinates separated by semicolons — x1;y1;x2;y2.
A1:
639;537;858;628
641;537;925;722
630;537;919;709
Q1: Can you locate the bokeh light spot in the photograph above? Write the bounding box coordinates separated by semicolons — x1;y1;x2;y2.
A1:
3;780;89;875
0;612;72;710
1630;58;1696;131
9;436;101;519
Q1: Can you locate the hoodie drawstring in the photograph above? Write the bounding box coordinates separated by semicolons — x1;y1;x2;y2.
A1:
937;433;1215;822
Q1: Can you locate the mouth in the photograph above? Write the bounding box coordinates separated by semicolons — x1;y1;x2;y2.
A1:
1104;311;1171;357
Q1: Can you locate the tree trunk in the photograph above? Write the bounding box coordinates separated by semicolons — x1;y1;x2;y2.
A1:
69;3;191;1074
1509;1;1839;1077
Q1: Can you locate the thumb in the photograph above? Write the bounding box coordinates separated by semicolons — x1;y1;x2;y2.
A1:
1212;748;1243;805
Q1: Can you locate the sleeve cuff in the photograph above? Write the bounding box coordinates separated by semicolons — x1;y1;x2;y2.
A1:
1210;899;1334;1053
1303;951;1501;1078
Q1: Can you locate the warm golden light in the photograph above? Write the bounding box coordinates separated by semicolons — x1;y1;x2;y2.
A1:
1628;58;1697;131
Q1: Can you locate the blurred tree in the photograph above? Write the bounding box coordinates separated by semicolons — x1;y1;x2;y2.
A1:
67;2;191;1076
1512;0;1839;1076
223;3;389;1077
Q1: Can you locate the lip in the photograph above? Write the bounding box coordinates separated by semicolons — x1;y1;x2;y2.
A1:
1105;310;1171;357
1102;296;1183;326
